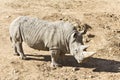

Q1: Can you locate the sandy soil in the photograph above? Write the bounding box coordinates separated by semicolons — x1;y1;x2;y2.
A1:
0;0;120;80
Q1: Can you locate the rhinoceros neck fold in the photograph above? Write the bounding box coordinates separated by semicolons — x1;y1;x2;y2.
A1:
65;30;77;53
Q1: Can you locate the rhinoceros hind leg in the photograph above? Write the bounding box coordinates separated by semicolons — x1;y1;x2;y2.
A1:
11;38;20;56
15;42;27;60
13;46;20;56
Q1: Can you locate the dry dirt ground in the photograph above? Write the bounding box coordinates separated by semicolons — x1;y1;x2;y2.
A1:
0;0;120;80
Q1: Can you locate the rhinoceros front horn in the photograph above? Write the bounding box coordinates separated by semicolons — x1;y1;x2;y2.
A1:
83;51;96;58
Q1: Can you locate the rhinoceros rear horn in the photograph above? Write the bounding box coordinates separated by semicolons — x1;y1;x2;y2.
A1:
83;51;96;58
81;45;89;50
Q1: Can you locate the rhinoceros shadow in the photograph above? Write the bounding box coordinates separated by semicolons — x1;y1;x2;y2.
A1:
26;54;51;62
80;57;120;73
26;54;120;73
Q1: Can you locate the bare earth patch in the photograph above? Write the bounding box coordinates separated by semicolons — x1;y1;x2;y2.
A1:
0;0;120;80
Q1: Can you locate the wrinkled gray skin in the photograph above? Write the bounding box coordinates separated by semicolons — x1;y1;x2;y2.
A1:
9;16;90;67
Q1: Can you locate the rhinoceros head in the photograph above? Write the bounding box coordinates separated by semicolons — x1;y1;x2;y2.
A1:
69;31;96;63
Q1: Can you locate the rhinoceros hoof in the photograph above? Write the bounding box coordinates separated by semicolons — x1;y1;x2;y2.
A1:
51;63;62;68
21;56;27;60
14;53;20;56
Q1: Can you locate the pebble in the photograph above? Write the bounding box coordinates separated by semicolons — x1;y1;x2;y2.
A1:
72;67;80;71
5;15;11;18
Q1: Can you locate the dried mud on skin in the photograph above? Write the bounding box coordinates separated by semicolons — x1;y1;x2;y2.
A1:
0;0;120;80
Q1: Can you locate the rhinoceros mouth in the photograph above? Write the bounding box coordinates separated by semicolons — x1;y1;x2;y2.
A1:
76;51;96;63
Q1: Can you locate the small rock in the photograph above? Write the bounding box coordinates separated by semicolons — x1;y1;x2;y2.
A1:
64;78;68;80
5;15;11;18
91;75;96;78
14;77;19;80
51;67;57;70
72;67;80;71
13;69;19;73
116;30;120;33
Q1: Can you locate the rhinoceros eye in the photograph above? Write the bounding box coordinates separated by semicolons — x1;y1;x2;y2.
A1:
74;49;78;53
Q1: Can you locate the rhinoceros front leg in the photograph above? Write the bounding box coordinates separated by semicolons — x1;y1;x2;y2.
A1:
59;53;65;64
50;49;62;67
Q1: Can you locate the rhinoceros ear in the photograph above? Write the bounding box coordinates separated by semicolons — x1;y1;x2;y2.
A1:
83;51;96;58
80;30;85;34
79;28;87;35
73;32;78;38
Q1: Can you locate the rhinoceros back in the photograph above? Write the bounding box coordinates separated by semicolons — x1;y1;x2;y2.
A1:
13;16;76;51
